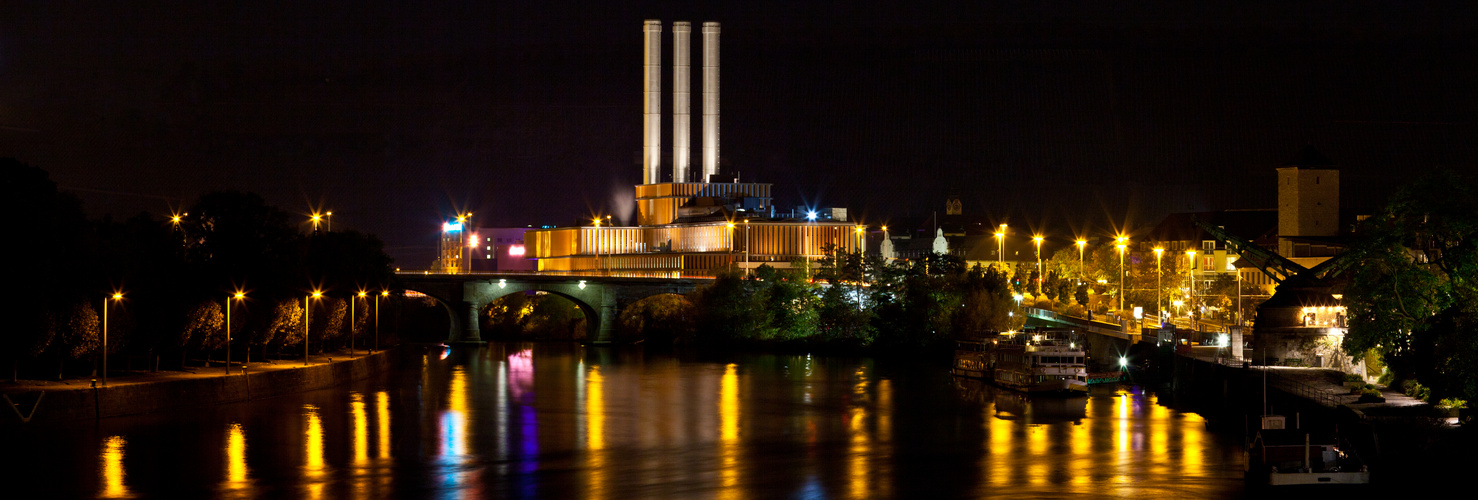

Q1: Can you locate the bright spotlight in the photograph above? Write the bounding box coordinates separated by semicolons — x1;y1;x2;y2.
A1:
806;211;818;221
1119;356;1128;367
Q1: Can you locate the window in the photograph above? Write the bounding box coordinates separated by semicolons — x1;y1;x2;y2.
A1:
1202;240;1215;252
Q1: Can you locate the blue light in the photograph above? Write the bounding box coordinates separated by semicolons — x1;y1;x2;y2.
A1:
806;211;818;221
443;222;463;232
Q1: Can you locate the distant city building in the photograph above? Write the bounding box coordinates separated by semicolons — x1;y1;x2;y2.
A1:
469;227;534;272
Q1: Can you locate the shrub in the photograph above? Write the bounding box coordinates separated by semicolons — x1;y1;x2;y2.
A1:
1064;304;1086;317
1034;297;1053;310
1358;388;1385;403
1377;369;1395;386
1437;398;1468;410
1343;373;1364;383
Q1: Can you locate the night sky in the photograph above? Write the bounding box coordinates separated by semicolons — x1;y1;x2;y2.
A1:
4;1;1476;267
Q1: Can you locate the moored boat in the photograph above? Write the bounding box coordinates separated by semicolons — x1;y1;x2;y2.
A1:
989;329;1089;394
1245;415;1370;486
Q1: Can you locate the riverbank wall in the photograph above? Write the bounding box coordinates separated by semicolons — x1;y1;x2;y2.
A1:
3;348;403;425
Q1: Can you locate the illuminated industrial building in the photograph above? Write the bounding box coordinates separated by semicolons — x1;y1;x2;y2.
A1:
527;20;862;276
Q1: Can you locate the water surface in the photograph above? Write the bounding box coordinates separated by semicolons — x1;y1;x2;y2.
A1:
3;343;1246;498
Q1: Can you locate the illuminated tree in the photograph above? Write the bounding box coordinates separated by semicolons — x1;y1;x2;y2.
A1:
1344;171;1478;402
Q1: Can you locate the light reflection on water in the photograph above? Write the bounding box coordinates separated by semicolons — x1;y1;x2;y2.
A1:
34;343;1248;499
99;435;129;499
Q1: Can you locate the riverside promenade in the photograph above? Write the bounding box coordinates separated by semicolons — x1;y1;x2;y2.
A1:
2;348;402;425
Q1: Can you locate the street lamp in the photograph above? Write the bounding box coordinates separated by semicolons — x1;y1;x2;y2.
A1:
592;217;603;274
326;211;333;232
351;291;367;358
744;219;751;277
305;290;322;366
727;222;736;272
1186;249;1198;329
310;213;323;232
1115;236;1128;313
1153;247;1164;326
1075;239;1087;285
102;292;123;385
226;291;244;375
375;290;388;352
1032;235;1044;295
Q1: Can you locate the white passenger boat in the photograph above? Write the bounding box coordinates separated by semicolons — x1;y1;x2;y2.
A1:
988;329;1089;394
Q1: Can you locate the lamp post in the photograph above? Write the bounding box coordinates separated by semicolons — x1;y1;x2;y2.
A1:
1032;235;1044;295
1115;236;1128;313
744;219;751;277
727;222;736;272
311;213;323;232
376;290;388;352
1076;239;1087;285
1153;247;1164;326
102;292;122;385
1186;250;1198;330
326;211;333;232
226;291;244;375
305;290;322;366
592;216;602;274
352;291;367;357
998;224;1008;268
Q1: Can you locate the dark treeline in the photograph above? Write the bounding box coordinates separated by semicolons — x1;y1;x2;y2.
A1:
604;250;1023;354
3;158;396;381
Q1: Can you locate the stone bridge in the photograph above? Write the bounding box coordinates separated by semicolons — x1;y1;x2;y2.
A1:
397;273;709;343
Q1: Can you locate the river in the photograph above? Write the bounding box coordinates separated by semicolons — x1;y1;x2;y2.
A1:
2;342;1248;498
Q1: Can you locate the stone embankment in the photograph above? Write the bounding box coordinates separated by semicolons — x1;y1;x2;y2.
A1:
2;349;401;425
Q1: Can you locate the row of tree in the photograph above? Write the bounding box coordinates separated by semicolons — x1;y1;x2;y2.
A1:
4;158;396;381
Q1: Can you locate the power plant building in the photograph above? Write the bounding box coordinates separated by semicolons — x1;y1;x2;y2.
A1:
527;20;862;276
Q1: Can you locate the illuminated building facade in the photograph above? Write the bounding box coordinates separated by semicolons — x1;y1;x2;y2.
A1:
527;20;861;276
436;220;469;274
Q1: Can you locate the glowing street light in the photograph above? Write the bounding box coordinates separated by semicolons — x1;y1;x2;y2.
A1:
1075;239;1087;285
744;219;751;277
102;292;123;385
1115;236;1128;313
375;290;389;352
1153;247;1164;326
350;290;368;358
1033;235;1044;295
226;291;245;375
305;290;323;366
1186;249;1198;328
310;213;324;232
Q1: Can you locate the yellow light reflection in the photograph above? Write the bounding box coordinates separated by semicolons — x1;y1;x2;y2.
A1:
352;393;369;464
351;392;369;498
718;364;741;500
1149;395;1169;478
877;379;893;497
100;435;130;499
1026;416;1047;485
303;404;326;500
586;366;607;500
848;368;871;499
983;403;1015;491
377;391;392;460
222;423;251;497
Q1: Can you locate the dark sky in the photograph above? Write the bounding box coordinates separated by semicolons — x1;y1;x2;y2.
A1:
4;1;1476;267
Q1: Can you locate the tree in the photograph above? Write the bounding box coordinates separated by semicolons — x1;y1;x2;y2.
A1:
1343;171;1478;402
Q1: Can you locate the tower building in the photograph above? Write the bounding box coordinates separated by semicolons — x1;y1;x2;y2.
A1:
527;21;863;276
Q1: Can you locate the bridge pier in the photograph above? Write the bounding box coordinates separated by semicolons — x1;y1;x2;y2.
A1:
459;300;484;343
592;292;618;345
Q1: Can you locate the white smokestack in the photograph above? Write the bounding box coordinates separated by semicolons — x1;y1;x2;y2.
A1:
642;20;663;185
701;22;720;181
672;22;691;184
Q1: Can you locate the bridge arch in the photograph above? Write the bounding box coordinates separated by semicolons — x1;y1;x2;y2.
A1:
477;289;598;341
397;274;707;344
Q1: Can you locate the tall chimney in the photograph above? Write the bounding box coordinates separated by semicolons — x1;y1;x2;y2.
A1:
642;20;663;185
701;22;720;181
672;22;691;184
